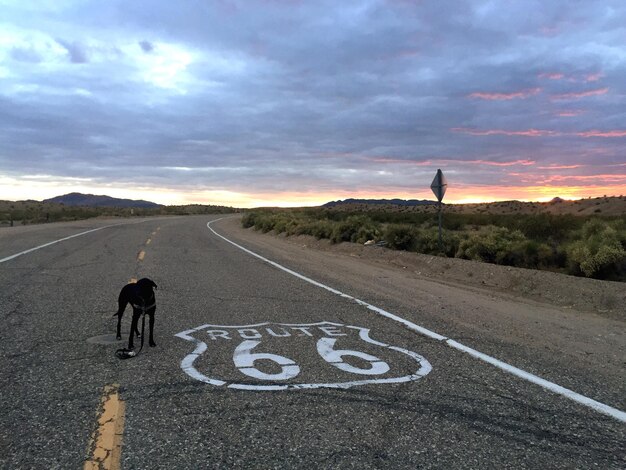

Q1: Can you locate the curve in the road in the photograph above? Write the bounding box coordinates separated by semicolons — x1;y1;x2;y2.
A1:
207;218;626;423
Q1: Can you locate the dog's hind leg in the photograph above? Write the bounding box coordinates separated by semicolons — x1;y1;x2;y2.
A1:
114;296;128;341
148;310;156;347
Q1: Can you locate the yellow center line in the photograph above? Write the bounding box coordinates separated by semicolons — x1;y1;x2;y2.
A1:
84;384;125;470
146;238;151;245
129;277;137;283
137;250;145;261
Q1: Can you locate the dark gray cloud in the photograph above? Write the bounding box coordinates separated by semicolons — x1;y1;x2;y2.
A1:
1;0;625;205
56;39;89;63
139;40;154;52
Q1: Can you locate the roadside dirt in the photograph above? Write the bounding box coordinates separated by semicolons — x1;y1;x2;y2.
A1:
217;216;625;406
225;218;625;319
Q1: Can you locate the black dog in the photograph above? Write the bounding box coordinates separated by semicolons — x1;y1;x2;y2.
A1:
114;278;158;351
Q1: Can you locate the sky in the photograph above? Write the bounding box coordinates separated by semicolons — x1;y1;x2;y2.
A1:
0;0;625;207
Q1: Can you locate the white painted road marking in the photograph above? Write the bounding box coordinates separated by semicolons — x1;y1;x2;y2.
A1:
207;218;626;423
0;219;161;264
176;321;431;390
0;226;115;263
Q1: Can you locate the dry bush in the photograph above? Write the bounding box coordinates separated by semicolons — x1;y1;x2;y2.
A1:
566;219;626;279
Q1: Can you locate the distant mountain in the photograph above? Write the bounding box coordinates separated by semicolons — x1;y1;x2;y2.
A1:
323;198;437;207
43;192;162;208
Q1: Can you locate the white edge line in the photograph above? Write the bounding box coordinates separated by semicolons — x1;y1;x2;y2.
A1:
446;340;626;422
0;219;155;264
1;226;110;263
206;217;626;423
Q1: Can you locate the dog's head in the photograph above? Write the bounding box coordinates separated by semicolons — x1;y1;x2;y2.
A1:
136;278;158;296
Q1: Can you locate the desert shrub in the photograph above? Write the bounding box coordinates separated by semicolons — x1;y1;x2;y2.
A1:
382;224;459;255
312;221;335;239
271;215;298;235
441;216;464;231
369;211;434;226
504;239;555;268
566;219;626;278
414;227;461;257
253;213;279;233
355;223;381;244
240;208;625;279
383;224;418;250
293;220;334;239
511;214;580;242
330;215;376;244
456;226;529;266
241;212;257;228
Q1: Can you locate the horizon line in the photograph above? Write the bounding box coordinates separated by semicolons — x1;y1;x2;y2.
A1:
2;193;625;209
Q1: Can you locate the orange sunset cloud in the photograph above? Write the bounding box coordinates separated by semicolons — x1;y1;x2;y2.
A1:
552;87;609;100
468;88;541;100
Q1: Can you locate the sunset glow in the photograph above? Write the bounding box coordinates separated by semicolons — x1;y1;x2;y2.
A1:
1;1;625;208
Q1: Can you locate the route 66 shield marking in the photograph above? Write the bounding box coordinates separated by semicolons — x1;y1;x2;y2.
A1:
175;321;432;390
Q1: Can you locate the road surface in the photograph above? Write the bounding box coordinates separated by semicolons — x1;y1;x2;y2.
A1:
0;215;624;469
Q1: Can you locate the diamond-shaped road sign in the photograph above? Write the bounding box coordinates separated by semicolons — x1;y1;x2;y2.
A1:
430;169;447;202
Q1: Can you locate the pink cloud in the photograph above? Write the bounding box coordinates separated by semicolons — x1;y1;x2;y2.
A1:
468;88;541;100
552;87;609;100
453;127;626;139
368;157;534;167
540;25;560;37
542;174;626;183
451;128;558;137
584;72;603;82
555;109;585;117
508;173;626;185
575;130;626;138
467;159;535;167
538;72;564;80
369;157;433;166
537;165;584;170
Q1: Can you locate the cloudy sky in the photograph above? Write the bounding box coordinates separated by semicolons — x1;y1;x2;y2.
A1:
1;0;625;207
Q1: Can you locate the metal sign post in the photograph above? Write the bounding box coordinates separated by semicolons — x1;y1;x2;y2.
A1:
430;169;447;250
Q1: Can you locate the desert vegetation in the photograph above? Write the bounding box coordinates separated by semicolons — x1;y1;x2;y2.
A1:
0;200;236;226
242;208;626;281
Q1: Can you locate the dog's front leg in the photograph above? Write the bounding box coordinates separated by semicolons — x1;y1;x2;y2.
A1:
115;291;130;341
116;315;123;341
128;311;141;350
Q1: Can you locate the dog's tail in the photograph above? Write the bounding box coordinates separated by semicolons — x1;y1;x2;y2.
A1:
114;289;129;317
113;304;127;317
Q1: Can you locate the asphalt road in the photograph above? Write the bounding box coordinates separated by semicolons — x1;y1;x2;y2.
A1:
0;215;624;469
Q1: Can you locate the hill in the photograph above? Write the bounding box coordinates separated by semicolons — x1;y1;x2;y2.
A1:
43;192;161;208
324;196;626;216
0;198;236;226
324;198;436;208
